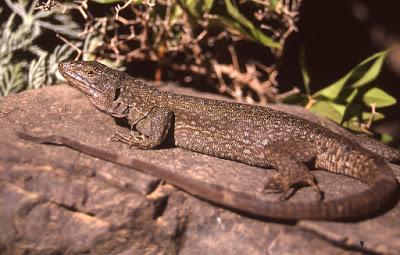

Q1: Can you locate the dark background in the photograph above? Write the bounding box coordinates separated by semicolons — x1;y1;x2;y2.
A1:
279;0;400;141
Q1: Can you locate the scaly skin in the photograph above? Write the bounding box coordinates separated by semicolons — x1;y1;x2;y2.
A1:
58;60;399;220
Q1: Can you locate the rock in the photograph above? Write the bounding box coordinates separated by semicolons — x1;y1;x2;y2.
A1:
0;84;399;254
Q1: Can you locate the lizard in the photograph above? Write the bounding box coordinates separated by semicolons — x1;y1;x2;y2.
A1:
50;59;399;220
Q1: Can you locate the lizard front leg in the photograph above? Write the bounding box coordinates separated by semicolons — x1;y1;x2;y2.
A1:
263;141;323;201
113;107;173;149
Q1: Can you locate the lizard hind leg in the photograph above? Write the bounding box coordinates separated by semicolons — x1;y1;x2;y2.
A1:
263;141;323;201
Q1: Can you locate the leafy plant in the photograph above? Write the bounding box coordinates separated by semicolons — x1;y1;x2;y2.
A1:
49;0;299;103
0;0;77;97
222;0;281;49
293;50;396;134
2;0;302;104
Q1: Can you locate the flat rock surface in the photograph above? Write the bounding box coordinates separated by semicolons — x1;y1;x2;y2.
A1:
0;84;399;255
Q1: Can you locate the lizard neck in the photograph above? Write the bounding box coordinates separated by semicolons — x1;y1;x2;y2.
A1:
121;79;164;105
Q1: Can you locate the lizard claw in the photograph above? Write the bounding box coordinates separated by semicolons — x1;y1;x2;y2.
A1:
112;132;129;143
263;171;324;201
112;131;149;148
302;174;324;201
111;132;137;148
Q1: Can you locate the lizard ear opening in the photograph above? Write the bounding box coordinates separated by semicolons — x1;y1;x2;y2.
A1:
113;87;121;101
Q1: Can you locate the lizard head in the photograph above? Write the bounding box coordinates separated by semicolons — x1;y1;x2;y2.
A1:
59;60;129;117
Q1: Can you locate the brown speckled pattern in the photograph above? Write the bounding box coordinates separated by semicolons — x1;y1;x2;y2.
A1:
58;60;399;220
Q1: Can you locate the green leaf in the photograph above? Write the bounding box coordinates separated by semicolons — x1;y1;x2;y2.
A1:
28;53;47;90
380;133;394;144
342;111;385;132
179;0;214;18
344;88;358;104
0;64;25;96
49;44;76;84
270;0;279;8
359;111;385;121
339;88;359;124
314;73;349;100
352;51;386;88
310;101;345;124
310;100;386;132
363;87;396;108
213;16;253;38
204;0;214;11
299;49;310;94
314;50;387;99
224;0;281;49
170;4;184;25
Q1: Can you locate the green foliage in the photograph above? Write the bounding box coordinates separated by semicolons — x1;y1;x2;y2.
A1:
314;51;387;99
362;87;396;108
296;50;396;133
0;0;76;97
0;0;295;103
0;64;25;96
380;133;394;144
222;0;280;48
179;0;214;18
270;0;279;8
179;0;281;49
299;48;311;94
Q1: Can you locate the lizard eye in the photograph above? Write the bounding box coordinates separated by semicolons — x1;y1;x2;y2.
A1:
85;69;94;75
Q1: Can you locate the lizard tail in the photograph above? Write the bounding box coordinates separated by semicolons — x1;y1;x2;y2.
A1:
209;141;400;220
185;159;398;220
141;162;392;220
92;138;400;220
21;132;398;220
210;172;398;220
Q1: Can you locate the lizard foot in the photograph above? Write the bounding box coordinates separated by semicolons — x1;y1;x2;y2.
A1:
112;131;147;147
263;173;295;200
263;171;324;201
263;140;323;201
